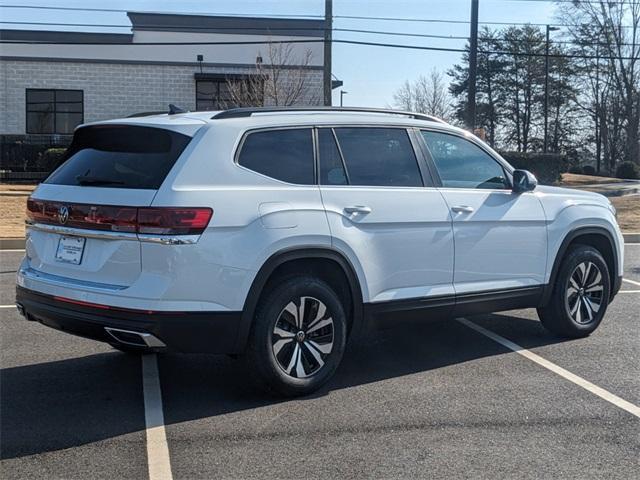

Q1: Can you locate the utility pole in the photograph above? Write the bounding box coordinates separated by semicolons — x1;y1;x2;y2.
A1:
544;25;559;153
467;0;479;131
323;0;333;106
595;44;601;173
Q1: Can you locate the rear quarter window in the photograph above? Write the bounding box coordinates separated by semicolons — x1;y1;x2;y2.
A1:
237;128;314;185
45;125;192;189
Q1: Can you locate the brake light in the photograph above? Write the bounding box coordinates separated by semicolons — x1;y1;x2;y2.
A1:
138;207;212;235
26;199;212;236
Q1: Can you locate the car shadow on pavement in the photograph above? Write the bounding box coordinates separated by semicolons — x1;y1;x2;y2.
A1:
157;311;572;427
0;351;145;460
0;311;571;460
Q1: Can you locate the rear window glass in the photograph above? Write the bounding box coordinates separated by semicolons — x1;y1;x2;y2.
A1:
237;128;314;184
45;125;192;189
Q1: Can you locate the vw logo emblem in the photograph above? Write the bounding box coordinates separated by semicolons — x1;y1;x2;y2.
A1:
58;206;69;225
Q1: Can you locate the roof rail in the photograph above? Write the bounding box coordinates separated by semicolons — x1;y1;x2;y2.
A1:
127;111;166;118
211;106;446;123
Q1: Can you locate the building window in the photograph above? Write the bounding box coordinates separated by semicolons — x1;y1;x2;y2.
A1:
26;89;83;134
195;77;264;111
196;80;235;111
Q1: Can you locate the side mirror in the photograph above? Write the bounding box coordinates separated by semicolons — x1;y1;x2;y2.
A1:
512;169;538;193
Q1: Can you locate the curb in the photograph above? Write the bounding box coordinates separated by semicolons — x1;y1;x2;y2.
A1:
0;238;26;250
1;233;639;251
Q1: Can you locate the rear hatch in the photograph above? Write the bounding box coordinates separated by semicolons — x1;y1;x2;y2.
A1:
25;119;204;289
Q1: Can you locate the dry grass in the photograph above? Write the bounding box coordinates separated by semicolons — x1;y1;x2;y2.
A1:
0;193;28;238
610;195;640;232
557;173;625;186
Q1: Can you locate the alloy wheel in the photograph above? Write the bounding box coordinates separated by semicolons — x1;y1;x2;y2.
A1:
271;296;334;378
565;261;604;324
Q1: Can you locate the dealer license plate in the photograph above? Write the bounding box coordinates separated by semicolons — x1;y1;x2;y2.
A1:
55;236;86;265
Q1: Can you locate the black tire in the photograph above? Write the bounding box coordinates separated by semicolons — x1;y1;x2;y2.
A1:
537;245;611;338
245;276;347;397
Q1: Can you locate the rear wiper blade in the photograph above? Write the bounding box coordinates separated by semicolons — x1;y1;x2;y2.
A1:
75;175;124;186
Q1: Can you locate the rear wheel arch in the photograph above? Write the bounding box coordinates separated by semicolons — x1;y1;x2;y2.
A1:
543;226;619;305
235;248;365;352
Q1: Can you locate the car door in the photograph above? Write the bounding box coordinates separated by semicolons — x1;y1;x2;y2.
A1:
318;126;455;319
419;129;547;299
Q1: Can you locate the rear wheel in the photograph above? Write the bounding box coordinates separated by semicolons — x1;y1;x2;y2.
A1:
537;245;610;338
246;276;347;397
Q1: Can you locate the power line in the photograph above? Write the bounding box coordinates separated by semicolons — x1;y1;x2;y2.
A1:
6;19;640;48
2;3;638;29
0;21;469;40
2;36;639;60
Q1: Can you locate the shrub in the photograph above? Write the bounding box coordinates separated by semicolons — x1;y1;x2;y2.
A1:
615;161;640;179
582;165;596;175
499;151;566;185
568;165;583;174
38;147;67;172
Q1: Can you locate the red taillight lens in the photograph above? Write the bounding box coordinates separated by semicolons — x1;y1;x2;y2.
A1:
137;207;212;235
26;199;212;236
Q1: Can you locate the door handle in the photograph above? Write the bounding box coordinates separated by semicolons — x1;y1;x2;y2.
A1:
451;205;474;214
344;205;372;215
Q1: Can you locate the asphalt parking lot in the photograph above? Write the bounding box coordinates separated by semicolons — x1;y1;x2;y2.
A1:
1;246;638;479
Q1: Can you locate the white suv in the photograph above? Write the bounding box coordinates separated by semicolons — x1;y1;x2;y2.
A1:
16;107;624;396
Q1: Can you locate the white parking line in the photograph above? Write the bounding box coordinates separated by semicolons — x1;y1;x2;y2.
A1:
619;290;640;293
0;305;16;309
622;278;640;287
142;354;173;480
458;318;640;419
0;249;25;253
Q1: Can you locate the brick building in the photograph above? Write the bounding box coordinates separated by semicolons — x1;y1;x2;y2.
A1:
0;12;327;174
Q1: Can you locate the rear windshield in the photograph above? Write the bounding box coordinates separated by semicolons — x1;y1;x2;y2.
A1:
45;125;192;189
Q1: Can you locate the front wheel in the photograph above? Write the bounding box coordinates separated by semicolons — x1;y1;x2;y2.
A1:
537;245;611;338
245;276;347;397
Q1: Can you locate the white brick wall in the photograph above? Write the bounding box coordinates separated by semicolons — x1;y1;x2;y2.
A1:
0;59;324;135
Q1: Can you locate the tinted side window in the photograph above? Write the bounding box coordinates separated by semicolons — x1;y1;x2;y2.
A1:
333;128;422;187
238;129;314;184
318;128;347;185
421;131;509;189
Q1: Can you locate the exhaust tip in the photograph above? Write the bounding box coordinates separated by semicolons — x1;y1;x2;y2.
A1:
104;327;166;348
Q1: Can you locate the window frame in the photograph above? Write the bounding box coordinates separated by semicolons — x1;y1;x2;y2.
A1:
418;128;514;191
234;126;317;186
25;88;84;135
233;124;445;188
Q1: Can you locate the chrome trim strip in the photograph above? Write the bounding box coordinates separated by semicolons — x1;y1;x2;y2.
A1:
137;234;199;245
19;266;128;292
26;222;138;241
26;222;199;245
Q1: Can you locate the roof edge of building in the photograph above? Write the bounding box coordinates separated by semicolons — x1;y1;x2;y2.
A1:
126;11;326;37
0;29;133;44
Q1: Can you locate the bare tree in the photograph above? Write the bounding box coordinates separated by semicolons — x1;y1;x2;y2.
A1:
226;42;320;107
560;0;640;166
392;69;453;121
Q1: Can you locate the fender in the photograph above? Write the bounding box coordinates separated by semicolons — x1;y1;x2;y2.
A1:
541;226;621;306
233;247;365;352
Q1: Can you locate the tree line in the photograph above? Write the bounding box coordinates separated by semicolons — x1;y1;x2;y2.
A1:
395;0;640;175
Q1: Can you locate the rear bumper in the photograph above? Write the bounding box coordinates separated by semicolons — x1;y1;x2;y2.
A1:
15;286;244;354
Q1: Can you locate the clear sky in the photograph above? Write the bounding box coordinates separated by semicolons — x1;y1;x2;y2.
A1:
0;0;558;107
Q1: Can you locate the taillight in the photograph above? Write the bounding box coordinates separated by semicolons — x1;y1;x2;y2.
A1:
137;207;212;235
26;199;212;236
